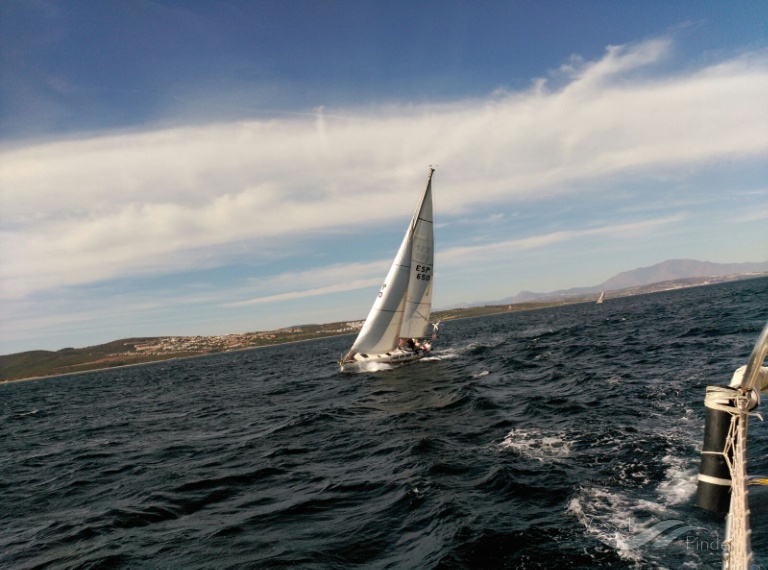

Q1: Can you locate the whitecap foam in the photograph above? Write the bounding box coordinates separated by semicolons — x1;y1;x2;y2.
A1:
656;455;697;505
499;428;572;460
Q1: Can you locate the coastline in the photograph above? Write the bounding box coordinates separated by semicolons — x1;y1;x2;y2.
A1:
4;274;766;385
0;331;360;386
2;300;560;385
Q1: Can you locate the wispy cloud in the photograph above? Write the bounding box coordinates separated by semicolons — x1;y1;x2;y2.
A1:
729;207;768;223
222;260;388;307
1;39;767;301
439;215;686;266
216;215;684;308
223;278;382;307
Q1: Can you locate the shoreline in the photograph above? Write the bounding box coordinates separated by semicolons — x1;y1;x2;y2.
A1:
0;299;579;385
4;275;766;385
0;331;360;386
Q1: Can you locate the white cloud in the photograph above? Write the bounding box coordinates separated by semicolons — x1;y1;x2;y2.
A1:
558;38;672;85
223;278;382;307
215;215;683;308
729;208;768;223
1;39;767;299
222;260;389;307
438;215;686;267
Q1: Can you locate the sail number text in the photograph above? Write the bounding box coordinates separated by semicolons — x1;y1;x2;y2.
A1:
416;265;431;281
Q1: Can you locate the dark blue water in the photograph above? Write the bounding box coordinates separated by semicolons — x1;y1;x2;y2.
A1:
2;277;767;569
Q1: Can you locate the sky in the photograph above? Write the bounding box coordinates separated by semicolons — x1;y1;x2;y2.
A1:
1;1;767;354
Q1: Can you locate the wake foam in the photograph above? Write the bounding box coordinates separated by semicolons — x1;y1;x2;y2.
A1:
355;362;393;373
656;455;697;506
568;454;706;565
430;348;461;360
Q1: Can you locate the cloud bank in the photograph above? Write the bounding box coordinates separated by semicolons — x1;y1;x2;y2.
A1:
1;39;767;300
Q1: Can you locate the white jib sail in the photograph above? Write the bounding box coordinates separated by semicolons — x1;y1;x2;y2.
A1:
349;169;435;355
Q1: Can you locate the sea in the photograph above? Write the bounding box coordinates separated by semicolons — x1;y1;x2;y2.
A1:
2;277;767;569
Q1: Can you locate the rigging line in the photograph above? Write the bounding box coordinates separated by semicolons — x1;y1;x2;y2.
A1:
412;309;429;322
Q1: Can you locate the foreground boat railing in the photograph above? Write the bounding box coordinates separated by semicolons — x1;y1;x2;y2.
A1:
738;321;768;392
696;319;768;570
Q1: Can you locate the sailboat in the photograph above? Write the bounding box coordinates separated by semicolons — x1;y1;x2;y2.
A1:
695;319;768;569
596;290;605;304
339;167;437;372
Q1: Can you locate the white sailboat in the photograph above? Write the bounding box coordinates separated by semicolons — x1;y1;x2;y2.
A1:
340;167;437;372
596;290;605;304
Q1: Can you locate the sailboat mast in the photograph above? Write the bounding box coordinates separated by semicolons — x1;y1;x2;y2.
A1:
410;167;435;234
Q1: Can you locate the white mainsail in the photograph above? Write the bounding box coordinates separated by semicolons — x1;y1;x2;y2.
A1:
348;168;435;356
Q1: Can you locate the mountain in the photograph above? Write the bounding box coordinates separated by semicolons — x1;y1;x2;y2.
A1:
490;259;768;305
601;259;768;290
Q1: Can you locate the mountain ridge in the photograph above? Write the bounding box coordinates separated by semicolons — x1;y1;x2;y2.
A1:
481;259;768;305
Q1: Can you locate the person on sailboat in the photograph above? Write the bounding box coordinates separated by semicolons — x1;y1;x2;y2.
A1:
398;338;424;354
413;338;433;355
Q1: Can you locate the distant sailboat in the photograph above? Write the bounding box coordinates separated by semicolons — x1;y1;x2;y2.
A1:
596;291;605;304
339;168;437;372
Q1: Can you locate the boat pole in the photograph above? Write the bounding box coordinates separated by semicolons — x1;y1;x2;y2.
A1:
695;319;768;570
737;320;768;392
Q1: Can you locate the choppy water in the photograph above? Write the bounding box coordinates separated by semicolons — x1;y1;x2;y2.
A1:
2;277;768;569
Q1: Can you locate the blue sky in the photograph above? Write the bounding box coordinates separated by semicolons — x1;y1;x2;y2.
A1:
1;1;767;354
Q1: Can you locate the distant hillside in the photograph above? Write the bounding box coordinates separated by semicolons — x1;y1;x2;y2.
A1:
492;259;768;305
0;323;363;382
602;259;768;290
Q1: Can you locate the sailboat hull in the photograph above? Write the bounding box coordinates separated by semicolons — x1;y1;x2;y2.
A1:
339;348;428;373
